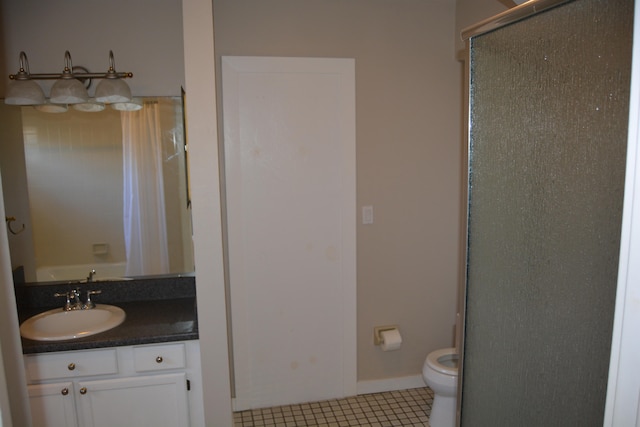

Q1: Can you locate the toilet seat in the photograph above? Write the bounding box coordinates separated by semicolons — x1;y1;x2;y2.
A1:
426;347;458;376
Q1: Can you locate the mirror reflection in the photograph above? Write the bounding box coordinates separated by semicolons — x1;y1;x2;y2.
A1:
3;96;194;283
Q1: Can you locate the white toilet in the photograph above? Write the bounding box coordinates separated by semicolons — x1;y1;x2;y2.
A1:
422;347;459;427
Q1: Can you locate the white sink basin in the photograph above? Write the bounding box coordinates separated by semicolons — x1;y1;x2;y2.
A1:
20;304;126;341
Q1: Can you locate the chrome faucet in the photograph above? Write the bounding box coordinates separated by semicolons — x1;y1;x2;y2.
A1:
83;290;102;309
54;289;83;311
54;288;102;310
87;269;96;282
70;289;82;310
53;291;72;311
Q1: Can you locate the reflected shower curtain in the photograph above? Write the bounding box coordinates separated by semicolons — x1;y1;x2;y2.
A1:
121;102;170;276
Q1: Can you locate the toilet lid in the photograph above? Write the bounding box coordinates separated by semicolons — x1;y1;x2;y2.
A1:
426;347;459;376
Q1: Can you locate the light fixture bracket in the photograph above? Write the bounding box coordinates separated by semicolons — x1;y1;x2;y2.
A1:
9;51;133;82
6;50;133;107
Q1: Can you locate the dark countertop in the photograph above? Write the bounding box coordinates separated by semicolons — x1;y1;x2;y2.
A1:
16;276;199;354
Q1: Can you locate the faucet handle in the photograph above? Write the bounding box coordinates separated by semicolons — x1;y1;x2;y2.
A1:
54;292;72;311
84;290;102;309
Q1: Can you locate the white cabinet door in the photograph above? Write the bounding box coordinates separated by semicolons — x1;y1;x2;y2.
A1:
223;56;357;411
28;382;78;427
77;373;189;427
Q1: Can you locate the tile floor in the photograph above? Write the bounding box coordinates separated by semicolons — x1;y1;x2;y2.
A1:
233;387;433;427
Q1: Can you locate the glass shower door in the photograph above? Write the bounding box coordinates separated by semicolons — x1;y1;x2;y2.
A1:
461;0;633;425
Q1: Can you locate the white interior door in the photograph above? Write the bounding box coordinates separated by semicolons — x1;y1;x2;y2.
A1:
222;56;356;410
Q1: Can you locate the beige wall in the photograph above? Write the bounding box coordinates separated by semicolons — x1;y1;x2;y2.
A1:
0;104;36;282
213;0;462;382
1;1;188;282
0;0;184;97
0;138;31;427
0;4;520;424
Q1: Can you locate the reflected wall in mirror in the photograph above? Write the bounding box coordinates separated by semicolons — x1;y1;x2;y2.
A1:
1;97;194;283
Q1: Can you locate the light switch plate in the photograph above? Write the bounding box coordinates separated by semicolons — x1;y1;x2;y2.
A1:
362;205;373;224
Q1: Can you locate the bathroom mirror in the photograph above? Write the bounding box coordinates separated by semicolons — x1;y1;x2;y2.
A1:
1;96;194;284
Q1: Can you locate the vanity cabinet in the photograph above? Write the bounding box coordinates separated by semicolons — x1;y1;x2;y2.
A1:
76;373;188;427
28;381;78;427
25;341;203;427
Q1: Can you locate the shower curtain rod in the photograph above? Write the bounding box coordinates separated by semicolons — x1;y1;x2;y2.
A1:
461;0;573;41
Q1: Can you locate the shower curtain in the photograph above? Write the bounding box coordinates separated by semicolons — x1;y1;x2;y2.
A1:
121;102;170;276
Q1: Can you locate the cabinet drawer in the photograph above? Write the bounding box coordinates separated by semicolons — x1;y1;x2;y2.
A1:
25;349;118;382
133;343;186;372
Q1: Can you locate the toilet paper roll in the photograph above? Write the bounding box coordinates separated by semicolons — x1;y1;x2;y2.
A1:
380;328;402;351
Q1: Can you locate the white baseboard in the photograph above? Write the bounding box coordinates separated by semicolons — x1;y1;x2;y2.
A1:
356;374;426;395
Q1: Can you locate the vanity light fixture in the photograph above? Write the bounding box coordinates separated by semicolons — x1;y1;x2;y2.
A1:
5;52;46;105
73;99;106;113
5;50;133;107
34;102;69;114
94;51;132;103
111;98;143;111
49;51;89;104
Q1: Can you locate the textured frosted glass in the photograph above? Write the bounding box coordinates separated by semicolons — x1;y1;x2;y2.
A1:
461;0;633;426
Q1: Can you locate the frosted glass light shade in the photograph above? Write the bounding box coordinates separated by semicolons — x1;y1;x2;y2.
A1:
34;102;68;113
95;78;131;103
50;78;89;104
5;79;46;105
111;98;142;111
73;99;105;112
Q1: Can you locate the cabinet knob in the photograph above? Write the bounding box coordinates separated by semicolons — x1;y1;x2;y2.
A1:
79;387;87;395
156;356;163;363
67;363;76;371
61;388;69;396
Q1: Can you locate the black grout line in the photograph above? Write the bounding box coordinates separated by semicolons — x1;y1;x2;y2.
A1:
233;387;433;427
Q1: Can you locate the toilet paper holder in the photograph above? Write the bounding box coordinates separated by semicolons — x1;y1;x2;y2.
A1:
373;325;399;345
